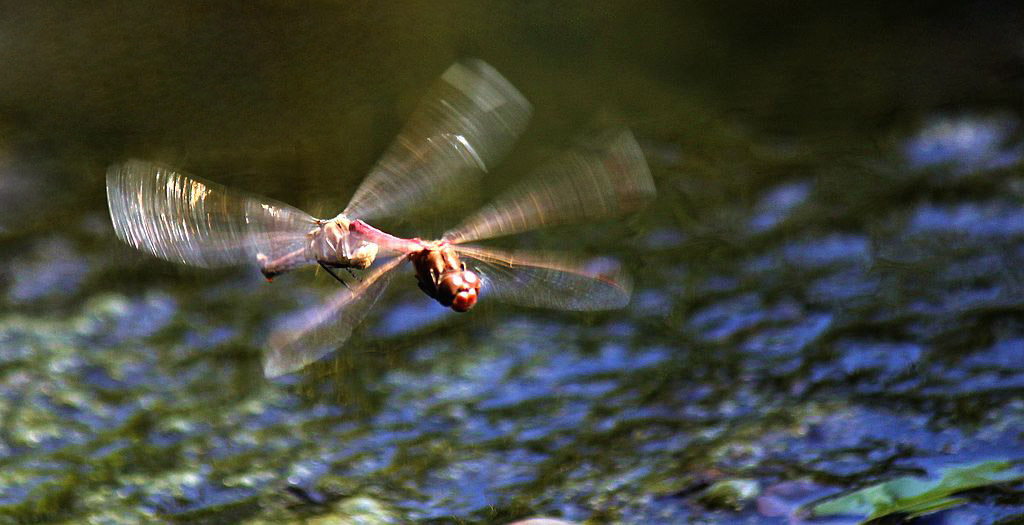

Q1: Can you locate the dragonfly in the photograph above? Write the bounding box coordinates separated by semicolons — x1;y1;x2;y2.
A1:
106;59;533;283
264;129;655;377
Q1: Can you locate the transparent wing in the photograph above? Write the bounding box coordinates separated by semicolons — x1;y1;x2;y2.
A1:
264;256;407;377
444;129;655;244
342;59;532;221
455;244;633;310
106;160;317;270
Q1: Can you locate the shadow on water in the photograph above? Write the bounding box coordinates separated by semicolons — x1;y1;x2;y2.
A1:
2;1;1024;523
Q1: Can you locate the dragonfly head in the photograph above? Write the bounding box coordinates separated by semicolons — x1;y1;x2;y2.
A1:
438;265;481;312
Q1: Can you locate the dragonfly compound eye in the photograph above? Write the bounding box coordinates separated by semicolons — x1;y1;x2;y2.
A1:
438;270;481;312
451;288;477;312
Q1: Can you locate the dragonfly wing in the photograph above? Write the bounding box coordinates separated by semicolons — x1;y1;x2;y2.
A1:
342;60;532;222
264;256;406;377
444;129;655;244
455;245;633;311
106;160;317;269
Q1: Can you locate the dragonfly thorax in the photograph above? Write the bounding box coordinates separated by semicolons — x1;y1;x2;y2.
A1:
411;246;480;312
310;218;378;270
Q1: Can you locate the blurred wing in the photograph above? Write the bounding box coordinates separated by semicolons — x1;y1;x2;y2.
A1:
264;256;406;377
107;160;317;269
342;59;532;221
455;244;632;310
444;129;655;244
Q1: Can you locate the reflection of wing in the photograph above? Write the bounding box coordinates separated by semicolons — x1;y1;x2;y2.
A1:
264;256;407;377
444;129;655;244
454;245;632;310
107;160;316;269
342;60;532;222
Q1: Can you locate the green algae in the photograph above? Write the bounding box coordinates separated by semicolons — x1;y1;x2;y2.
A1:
698;479;761;511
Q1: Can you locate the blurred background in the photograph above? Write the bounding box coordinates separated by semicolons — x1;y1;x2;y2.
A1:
2;1;1024;522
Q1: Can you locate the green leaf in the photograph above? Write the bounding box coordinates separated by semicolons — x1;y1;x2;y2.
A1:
807;459;1024;523
903;496;966;520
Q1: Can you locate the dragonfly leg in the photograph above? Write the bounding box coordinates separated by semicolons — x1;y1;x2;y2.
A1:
318;262;351;289
345;267;360;282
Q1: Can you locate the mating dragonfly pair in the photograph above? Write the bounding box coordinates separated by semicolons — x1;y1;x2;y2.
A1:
106;60;655;377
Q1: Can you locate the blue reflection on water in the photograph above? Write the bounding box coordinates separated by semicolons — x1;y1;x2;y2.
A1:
373;295;452;337
748;180;811;234
908;202;1024;238
905;115;1022;172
